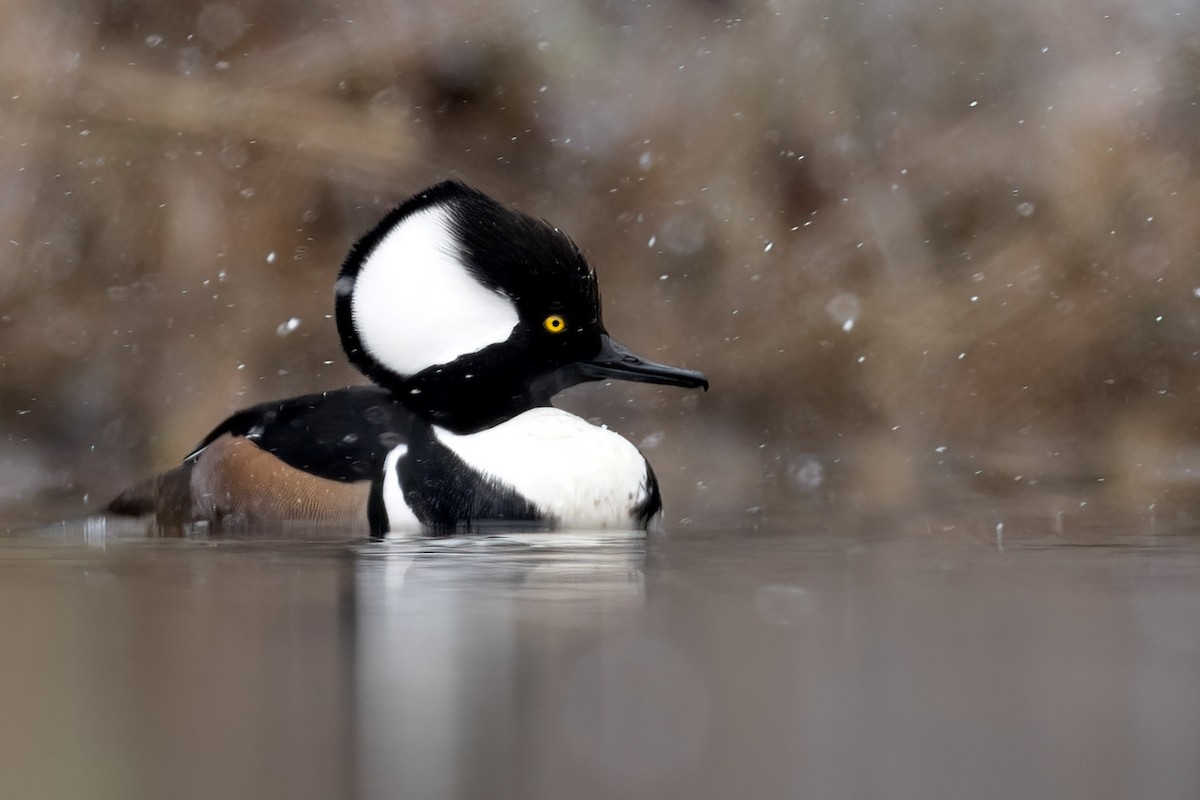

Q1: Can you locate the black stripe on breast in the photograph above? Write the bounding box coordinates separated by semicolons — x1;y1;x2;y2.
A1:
389;428;546;536
632;460;663;528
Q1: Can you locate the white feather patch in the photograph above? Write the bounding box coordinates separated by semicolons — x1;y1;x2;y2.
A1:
433;408;652;529
381;445;420;532
351;205;519;376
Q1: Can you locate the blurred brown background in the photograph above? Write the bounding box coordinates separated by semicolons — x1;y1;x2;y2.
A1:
1;0;1199;527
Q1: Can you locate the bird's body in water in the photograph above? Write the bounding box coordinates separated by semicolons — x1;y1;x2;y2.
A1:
106;181;707;537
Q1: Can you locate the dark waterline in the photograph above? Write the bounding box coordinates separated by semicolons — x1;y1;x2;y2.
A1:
1;503;1198;800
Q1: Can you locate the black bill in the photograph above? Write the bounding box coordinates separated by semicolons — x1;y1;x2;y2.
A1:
578;334;709;391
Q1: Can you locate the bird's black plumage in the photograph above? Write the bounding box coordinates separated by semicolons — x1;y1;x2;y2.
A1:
370;423;546;537
335;180;610;434
184;386;415;482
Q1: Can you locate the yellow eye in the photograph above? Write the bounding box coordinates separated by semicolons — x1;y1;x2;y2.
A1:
543;314;566;334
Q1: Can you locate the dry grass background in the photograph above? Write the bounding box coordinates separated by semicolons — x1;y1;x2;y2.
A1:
1;0;1199;526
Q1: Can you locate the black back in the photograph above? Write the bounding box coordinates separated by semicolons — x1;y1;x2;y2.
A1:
186;386;417;482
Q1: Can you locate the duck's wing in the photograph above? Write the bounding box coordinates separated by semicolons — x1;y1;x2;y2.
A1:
105;386;417;531
183;385;415;481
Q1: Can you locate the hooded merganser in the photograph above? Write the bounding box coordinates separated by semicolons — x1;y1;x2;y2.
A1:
106;181;707;536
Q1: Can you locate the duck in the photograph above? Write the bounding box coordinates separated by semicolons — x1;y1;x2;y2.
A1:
105;180;708;536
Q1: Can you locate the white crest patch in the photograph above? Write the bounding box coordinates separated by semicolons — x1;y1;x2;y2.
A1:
381;445;420;532
351;205;520;376
433;408;652;530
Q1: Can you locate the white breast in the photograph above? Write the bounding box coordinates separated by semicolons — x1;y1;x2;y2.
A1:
434;408;653;530
380;445;420;532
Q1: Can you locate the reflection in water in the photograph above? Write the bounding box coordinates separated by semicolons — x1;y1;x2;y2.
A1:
1;510;1200;799
352;534;649;799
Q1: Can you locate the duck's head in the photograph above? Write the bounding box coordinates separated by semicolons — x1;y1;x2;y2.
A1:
335;180;708;433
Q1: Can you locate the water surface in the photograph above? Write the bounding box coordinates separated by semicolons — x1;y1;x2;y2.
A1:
2;503;1198;800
